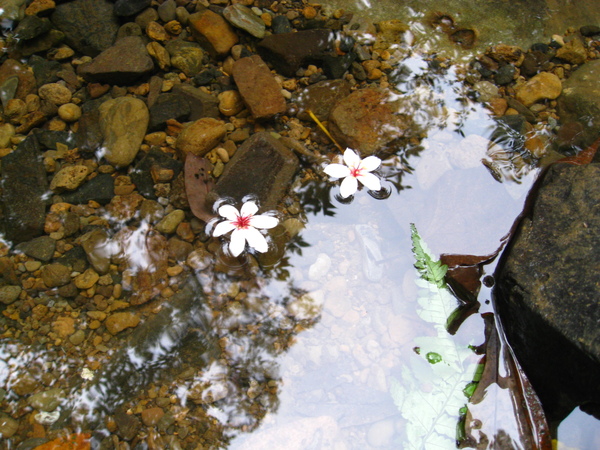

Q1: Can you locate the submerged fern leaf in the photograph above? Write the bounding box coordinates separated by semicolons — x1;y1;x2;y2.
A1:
391;224;482;449
410;223;448;288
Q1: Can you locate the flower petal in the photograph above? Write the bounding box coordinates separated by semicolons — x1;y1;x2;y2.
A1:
218;204;239;221
357;172;381;191
360;155;381;172
343;148;361;168
250;214;278;230
324;163;350;179
245;226;269;253
229;229;248;257
339;175;358;198
213;220;236;237
240;201;258;217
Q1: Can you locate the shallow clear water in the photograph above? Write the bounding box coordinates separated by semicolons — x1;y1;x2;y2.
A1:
1;0;600;448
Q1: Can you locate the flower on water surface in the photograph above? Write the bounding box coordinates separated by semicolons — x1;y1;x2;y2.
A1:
323;148;382;198
212;201;279;257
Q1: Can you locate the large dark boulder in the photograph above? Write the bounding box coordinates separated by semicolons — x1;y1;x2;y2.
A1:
494;163;600;423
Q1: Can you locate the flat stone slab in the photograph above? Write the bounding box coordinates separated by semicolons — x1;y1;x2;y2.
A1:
208;132;299;210
0;135;48;243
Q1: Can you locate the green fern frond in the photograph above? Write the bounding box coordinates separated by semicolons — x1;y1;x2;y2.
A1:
410;223;448;288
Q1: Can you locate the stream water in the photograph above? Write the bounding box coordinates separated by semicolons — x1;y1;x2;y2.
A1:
1;0;600;448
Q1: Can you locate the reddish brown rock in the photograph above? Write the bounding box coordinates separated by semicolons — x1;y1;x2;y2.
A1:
105;312;141;335
0;59;37;100
232;55;286;120
328;88;407;156
515;72;562;107
188;10;239;58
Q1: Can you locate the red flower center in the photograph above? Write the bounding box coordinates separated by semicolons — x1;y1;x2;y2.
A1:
350;165;363;178
233;214;251;229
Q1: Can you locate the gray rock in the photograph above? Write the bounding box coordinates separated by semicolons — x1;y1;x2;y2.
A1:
99;96;149;167
148;92;191;132
61;173;115;205
495;163;600;422
0;285;21;305
257;29;335;77
14;236;56;262
14;15;52;40
114;0;151;17
0;135;48;243
79;35;154;85
172;84;220;120
51;0;119;56
158;0;177;22
223;4;266;39
558;59;600;150
28;388;64;412
0;75;19;108
271;15;292;34
165;40;205;77
0;413;19;438
208;132;299;210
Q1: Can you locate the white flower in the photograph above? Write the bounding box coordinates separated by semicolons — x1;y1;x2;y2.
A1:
323;148;382;198
212;201;278;257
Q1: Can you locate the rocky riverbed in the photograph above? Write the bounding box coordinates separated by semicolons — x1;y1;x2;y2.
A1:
0;0;599;448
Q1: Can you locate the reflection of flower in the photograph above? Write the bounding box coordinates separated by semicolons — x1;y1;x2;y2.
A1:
212;201;278;257
324;148;382;198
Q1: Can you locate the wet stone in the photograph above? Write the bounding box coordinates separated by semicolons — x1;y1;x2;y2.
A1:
257;29;335;77
328;88;407;157
50;165;89;192
494;64;516;85
223;4;266;39
79;36;154;85
50;0;119;56
15;236;56;262
209;131;299;210
173;84;220;120
158;0;177;22
28;388;63;412
106;312;141;335
62;173;115;205
0;135;48;243
0;285;22;305
99;96;149;167
165;40;204;77
295;79;352;121
0;59;37;102
115;410;142;441
515;71;562;107
130;148;183;199
114;0;151;17
188;9;239;59
41;263;72;288
149;92;191;132
176;117;226;157
232;55;287;120
0;413;19;438
14;15;52;41
272;15;292;34
142;407;165;427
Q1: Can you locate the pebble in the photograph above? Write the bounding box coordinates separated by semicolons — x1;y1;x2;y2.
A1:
49;165;89;191
74;268;100;289
515;71;562;106
99;96;150;167
38;82;72;105
175;117;227;157
57;103;82;122
218;90;245;116
223;4;266;39
141;407;165;427
28;388;64;412
69;329;86;346
0;414;19;438
0;285;22;305
41;262;72;288
156;209;185;234
105;312;141;335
